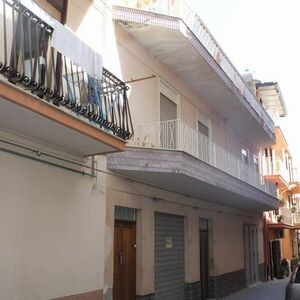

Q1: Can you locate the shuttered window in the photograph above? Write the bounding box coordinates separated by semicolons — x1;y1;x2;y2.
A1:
160;93;177;122
198;121;209;137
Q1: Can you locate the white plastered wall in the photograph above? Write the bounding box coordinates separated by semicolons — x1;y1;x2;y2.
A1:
0;147;107;300
114;24;261;162
104;174;264;296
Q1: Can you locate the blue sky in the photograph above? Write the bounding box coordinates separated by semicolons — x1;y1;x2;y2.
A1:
191;0;300;166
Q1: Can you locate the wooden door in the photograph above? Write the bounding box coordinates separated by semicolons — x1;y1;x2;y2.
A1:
271;240;281;279
244;224;259;285
113;221;136;300
200;229;209;299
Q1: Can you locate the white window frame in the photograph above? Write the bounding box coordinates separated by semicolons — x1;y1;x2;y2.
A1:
158;79;180;121
241;147;249;164
253;154;259;172
197;111;211;139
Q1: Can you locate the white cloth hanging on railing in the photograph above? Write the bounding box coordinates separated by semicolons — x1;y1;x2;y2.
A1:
19;0;103;80
48;19;103;80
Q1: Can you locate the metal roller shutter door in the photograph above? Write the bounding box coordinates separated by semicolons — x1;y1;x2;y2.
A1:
155;212;185;300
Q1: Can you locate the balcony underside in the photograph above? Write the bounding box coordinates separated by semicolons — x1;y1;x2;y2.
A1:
265;174;288;189
267;223;293;230
0;80;126;157
290;182;300;195
108;147;278;211
114;7;275;147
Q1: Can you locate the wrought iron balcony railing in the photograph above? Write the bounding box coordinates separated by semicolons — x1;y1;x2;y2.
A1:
134;119;277;197
0;0;133;140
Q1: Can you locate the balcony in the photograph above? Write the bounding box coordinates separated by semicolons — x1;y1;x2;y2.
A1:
262;157;290;189
108;119;278;211
0;0;133;157
113;2;275;147
293;213;300;229
267;207;294;230
279;207;294;227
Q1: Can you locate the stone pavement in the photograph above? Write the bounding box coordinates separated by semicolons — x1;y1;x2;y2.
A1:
222;278;289;300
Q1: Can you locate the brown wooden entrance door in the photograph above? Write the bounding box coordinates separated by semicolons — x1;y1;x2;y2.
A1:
113;220;136;300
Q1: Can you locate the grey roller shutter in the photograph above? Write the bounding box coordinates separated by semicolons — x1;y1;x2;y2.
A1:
160;93;177;122
155;212;185;300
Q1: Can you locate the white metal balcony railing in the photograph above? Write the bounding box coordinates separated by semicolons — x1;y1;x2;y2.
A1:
279;207;294;226
293;168;300;183
293;213;300;225
118;0;274;135
262;157;291;184
135;119;277;197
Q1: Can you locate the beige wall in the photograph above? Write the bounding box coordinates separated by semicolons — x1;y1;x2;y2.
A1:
104;174;264;296
114;24;260;160
64;1;260;160
0;148;107;299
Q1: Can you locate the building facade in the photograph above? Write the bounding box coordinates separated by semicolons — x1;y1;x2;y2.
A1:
0;0;133;299
0;0;282;299
251;81;300;280
105;1;278;299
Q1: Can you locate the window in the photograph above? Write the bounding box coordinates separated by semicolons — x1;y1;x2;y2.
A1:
198;121;209;137
33;0;68;23
241;148;249;164
160;93;177;122
197;112;210;163
253;155;259;172
285;152;289;170
159;81;178;149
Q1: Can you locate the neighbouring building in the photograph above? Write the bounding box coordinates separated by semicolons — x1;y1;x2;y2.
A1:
249;80;300;280
0;0;283;300
0;0;133;299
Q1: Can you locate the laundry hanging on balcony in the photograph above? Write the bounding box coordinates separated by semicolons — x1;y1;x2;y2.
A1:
19;0;103;80
48;19;103;80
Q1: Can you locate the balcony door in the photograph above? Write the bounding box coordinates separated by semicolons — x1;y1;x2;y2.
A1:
160;93;177;149
9;0;68;92
197;113;210;163
33;0;68;23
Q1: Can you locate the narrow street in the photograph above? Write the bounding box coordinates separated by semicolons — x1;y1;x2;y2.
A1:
222;278;289;300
